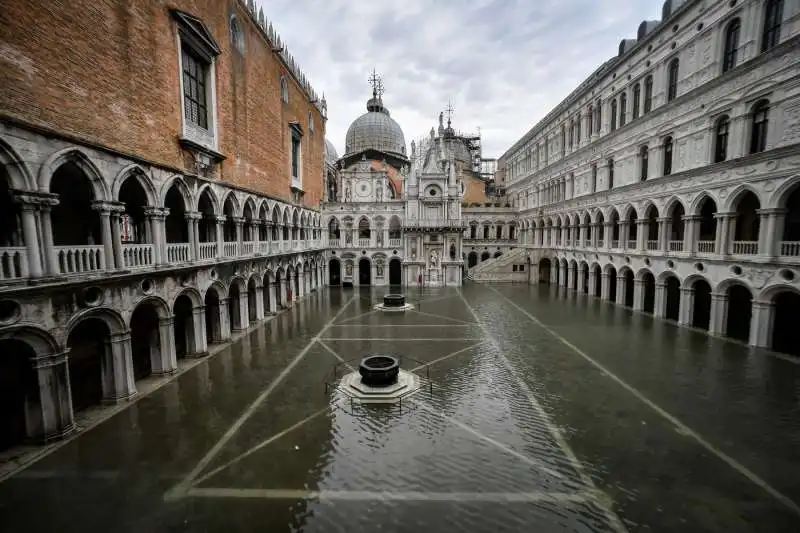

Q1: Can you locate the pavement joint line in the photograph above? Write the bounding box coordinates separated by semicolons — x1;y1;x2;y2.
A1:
409;341;489;372
412;309;475;325
317;339;355;370
187;406;332;490
166;294;358;500
456;288;630;533
184;487;595;503
487;284;800;518
329;324;472;328
335;308;381;324
411;400;566;480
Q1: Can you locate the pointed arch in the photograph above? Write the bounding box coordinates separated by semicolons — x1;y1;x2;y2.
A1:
160;175;193;209
221;191;241;217
112;165;157;206
38;148;110;200
131;295;171;321
768;174;800;209
0;137;35;191
662;196;684;217
242;196;257;219
723;184;762;212
689;191;719;215
619;203;637;220
203;280;228;300
195;184;220;214
66;307;127;337
172;287;202;308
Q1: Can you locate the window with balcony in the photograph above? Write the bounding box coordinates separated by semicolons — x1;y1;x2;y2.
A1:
749;99;770;154
714;115;730;163
639;145;649;181
667;58;679;102
619;93;627;127
644;75;653;113
607;159;615;189
663;136;674;175
761;0;783;52
632;83;641;119
610;99;618;131
723;18;741;73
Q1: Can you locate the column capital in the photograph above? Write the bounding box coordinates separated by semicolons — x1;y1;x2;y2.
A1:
710;292;728;302
192;304;206;312
110;330;132;344
751;299;774;310
159;316;174;326
713;211;736;219
214;215;228;223
185;211;203;221
681;215;702;221
143;206;170;218
32;349;70;369
756;208;787;216
91;200;126;214
656;217;671;223
231;217;246;224
12;190;59;208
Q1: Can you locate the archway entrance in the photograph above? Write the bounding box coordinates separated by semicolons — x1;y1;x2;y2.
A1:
205;287;222;343
726;285;752;342
772;291;800;356
66;318;108;412
623;269;634;308
593;265;601;296
389;258;402;286
173;293;195;358
607;267;617;303
229;282;242;330
538;258;551;284
247;278;258;323
329;259;341;286
665;277;680;321
642;272;656;313
468;252;477;268
130;302;160;380
358;258;371;285
0;339;37;451
692;279;711;330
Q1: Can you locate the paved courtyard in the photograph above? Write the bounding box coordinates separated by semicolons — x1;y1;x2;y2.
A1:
0;284;799;532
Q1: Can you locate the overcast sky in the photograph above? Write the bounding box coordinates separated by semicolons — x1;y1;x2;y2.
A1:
255;0;663;158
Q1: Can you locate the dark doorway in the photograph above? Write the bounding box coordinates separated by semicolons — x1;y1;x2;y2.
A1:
0;340;38;451
665;277;680;321
772;291;800;356
608;267;617;303
173;294;195;358
358;258;371;286
642;272;656;314
726;285;752;342
538;258;551;284
329;259;341;286
468;252;477;268
66;318;108;412
389;258;402;286
130;303;158;380
692;280;711;330
624;270;634;308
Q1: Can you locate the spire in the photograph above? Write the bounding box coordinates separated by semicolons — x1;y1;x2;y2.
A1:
443;100;455;138
366;69;386;113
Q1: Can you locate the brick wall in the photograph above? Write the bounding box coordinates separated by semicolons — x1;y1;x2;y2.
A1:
0;0;324;208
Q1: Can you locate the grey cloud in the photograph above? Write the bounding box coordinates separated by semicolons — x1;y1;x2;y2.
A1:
256;0;662;156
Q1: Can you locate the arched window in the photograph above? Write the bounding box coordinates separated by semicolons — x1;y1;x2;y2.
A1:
714;115;730;163
595;99;602;133
644;75;653;113
723;18;741;73
619;93;627;127
761;0;784;52
587;105;593;135
750;100;770;154
632;83;641;119
280;76;289;104
607;158;615;189
663;136;674;175
576;113;581;143
667;58;679;102
640;145;649;181
308;111;315;134
561;125;566;155
610;99;618;131
591;164;598;193
230;15;245;54
569;120;575;149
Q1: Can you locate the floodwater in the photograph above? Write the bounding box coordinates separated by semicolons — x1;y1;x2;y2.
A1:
1;284;799;532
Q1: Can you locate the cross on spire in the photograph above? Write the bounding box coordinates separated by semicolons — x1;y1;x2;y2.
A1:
445;100;455;126
368;68;384;99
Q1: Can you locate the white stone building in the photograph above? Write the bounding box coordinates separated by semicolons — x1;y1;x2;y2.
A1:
492;0;800;356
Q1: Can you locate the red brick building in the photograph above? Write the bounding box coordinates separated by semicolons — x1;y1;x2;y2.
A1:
0;0;326;207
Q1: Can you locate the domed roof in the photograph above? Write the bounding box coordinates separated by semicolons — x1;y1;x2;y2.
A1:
324;138;339;166
344;96;406;159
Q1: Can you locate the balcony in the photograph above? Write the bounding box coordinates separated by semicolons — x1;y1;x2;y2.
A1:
403;218;467;230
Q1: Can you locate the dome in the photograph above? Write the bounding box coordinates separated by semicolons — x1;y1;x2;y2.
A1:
344;97;406;159
324;138;339;166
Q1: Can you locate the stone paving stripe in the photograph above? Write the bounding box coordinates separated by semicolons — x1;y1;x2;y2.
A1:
185;487;596;503
329;324;472;327
411;309;476;325
487;284;800;519
335;309;382;324
411;400;565;480
319;338;480;341
409;341;490;372
457;288;630;533
189;406;333;489
166;294;358;499
317;339;354;370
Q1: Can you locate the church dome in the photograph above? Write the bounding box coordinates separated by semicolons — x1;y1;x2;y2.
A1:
344;96;407;159
324;138;339;166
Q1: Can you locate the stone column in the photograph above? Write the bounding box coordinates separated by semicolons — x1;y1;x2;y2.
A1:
604;222;614;250
154;317;178;375
653;282;666;318
109;208;125;269
657;217;670;253
104;331;138;403
591;223;599;248
279;278;288;307
616;275;627;306
636;219;647;252
143;207;167;265
749;300;774;348
708;293;728;336
253;283;265;321
237;292;249;330
215;215;226;258
18;203;43;278
678;287;695;326
219;298;232;340
632;279;645;311
620;221;630;250
191;305;209;356
683;215;700;255
579;224;588;248
38;203;60;276
185;212;201;261
714;212;733;256
567;264;575;290
31;350;76;442
601;273;611;300
757;208;784;259
587;269;596;295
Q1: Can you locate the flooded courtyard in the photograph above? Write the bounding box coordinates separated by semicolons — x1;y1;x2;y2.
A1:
1;284;799;532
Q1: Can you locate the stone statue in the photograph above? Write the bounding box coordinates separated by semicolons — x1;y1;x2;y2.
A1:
430;250;439;268
377;181;383;201
345;263;353;276
344;184;352;202
376;263;383;277
328;176;337;201
411;140;416;156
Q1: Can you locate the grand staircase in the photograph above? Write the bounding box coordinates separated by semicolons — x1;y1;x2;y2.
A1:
466;247;530;283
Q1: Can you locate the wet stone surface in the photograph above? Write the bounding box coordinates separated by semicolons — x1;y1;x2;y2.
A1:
1;285;800;532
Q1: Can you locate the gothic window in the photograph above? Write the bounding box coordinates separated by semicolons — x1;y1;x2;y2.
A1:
667;58;679;102
714;115;730;163
569;120;574;149
587;105;593;136
591;164;598;193
749;99;770;154
561;125;566;155
308;111;315;134
619;93;627;127
632;83;641;119
607;158;615;189
761;0;783;52
182;49;209;129
723;18;741;73
595;99;602;133
663;136;674;175
290;122;303;184
280;76;289;104
230;15;245;54
640;145;649;181
610;99;618;131
644;75;653;113
576;114;581;143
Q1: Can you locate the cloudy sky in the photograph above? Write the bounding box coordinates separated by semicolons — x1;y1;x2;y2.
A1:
256;0;663;158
